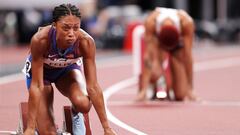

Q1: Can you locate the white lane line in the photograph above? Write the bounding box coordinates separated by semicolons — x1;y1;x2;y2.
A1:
0;73;24;85
104;76;148;135
200;100;240;107
194;56;240;71
0;130;17;134
107;100;240;107
103;56;240;134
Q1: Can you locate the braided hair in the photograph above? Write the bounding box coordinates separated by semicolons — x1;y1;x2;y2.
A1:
52;4;81;22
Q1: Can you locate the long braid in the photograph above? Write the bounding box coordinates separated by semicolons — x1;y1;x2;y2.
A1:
52;4;81;22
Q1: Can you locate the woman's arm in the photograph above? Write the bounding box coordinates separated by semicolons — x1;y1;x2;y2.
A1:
81;36;116;134
24;31;48;134
181;12;195;89
136;13;159;101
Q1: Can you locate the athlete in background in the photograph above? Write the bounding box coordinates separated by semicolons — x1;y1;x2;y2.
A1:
136;7;197;101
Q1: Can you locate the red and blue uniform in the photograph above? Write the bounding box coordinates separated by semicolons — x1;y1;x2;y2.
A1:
23;26;83;89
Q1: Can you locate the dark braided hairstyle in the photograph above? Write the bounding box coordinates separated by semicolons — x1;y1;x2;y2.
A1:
52;4;81;22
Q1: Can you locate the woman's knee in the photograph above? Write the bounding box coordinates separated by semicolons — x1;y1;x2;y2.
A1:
71;95;92;113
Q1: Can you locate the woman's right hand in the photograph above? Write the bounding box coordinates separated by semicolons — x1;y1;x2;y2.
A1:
104;127;117;135
23;128;35;135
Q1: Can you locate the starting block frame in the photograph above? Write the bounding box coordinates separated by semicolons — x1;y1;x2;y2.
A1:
10;102;92;135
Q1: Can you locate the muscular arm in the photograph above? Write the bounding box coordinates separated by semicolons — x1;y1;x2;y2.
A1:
26;33;47;130
140;34;154;93
137;13;158;100
81;36;110;130
180;11;195;89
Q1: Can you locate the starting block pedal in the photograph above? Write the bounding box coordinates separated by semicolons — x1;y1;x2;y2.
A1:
16;102;92;135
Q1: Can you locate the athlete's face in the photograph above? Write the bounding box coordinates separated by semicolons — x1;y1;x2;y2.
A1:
55;15;80;47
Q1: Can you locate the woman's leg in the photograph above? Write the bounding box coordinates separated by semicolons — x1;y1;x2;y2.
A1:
36;84;57;135
55;69;91;113
55;69;92;134
169;56;189;101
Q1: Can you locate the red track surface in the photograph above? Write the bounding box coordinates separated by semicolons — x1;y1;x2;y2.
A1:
1;43;240;135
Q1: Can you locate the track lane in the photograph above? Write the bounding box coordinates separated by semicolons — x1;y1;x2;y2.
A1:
1;45;240;134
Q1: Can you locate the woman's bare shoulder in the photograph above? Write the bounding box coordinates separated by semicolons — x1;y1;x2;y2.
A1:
33;25;52;41
77;29;96;56
145;10;159;34
30;25;52;53
78;29;95;46
178;10;194;24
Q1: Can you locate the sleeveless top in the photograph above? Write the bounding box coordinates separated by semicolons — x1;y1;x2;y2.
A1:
44;26;82;68
155;7;181;34
155;7;183;52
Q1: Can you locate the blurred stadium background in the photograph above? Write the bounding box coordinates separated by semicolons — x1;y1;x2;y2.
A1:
0;1;240;134
0;0;239;48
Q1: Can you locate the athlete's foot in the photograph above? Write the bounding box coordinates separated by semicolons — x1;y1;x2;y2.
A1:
71;108;86;135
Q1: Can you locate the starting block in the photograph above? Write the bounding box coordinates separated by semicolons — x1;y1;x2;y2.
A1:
18;102;28;133
15;102;92;135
